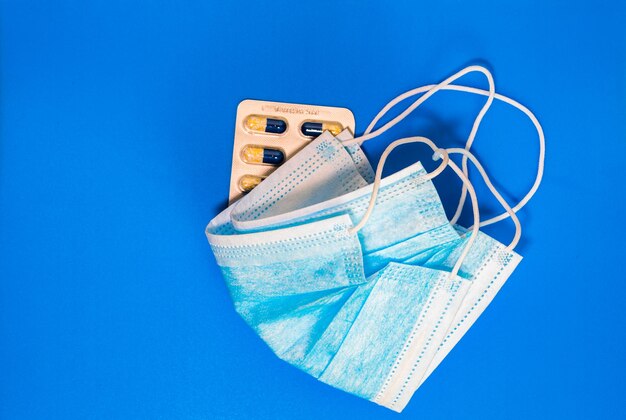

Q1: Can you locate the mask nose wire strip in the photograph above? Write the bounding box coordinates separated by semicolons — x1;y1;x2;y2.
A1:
348;137;479;281
446;148;521;251
353;81;545;229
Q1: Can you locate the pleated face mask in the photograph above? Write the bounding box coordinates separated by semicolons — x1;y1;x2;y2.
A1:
206;65;545;412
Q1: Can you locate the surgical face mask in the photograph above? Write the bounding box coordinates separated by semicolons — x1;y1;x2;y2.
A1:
206;65;545;412
228;132;460;277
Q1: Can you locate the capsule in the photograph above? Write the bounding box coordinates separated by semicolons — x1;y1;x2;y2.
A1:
238;175;265;193
301;121;343;137
244;115;287;134
241;145;285;165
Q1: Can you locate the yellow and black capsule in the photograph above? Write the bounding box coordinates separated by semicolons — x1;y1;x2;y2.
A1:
301;121;343;137
244;115;287;134
238;175;265;193
241;145;285;166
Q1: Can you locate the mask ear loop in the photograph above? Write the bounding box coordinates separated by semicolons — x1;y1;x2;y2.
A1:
349;137;480;281
342;65;495;147
446;148;521;251
356;79;545;229
340;64;497;244
348;137;449;235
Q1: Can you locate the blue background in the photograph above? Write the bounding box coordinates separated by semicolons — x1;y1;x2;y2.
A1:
2;1;625;418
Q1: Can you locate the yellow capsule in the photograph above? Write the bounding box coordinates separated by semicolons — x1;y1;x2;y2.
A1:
244;115;287;134
240;145;285;166
301;121;344;137
238;175;265;193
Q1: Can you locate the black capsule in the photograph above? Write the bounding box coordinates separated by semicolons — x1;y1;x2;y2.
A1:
262;147;284;164
265;118;287;134
301;122;324;137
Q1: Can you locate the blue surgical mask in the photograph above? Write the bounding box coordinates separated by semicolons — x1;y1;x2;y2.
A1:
229;132;462;277
206;65;545;412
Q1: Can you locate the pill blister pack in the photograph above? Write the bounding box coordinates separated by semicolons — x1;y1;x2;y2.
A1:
229;99;355;203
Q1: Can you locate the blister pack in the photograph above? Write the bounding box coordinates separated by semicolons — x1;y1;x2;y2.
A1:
229;99;355;203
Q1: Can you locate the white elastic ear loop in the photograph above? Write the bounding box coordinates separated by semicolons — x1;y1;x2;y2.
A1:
364;66;496;224
361;82;545;229
348;138;480;281
342;65;495;148
356;66;496;224
339;64;496;233
446;148;521;251
348;137;449;235
444;158;480;280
